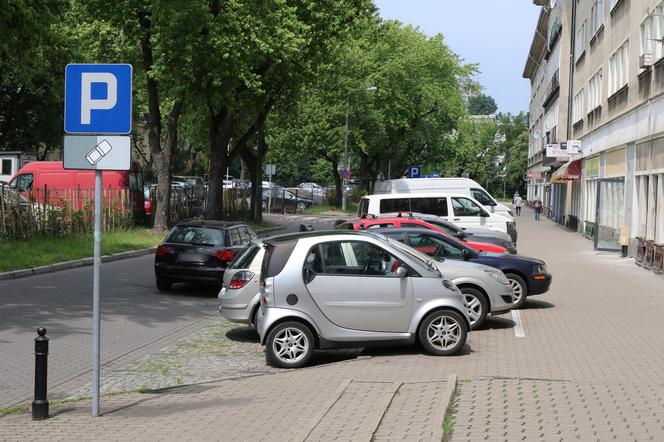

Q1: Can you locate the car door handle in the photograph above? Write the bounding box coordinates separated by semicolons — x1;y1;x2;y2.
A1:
453;218;461;221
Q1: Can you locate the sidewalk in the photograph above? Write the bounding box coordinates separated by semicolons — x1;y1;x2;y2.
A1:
2;209;664;440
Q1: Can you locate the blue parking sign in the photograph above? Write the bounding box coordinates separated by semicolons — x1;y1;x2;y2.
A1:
407;165;421;178
65;64;132;134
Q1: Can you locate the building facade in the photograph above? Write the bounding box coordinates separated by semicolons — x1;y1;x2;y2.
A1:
525;0;664;267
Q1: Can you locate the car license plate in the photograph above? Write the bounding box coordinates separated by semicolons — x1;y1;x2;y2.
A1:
177;252;205;263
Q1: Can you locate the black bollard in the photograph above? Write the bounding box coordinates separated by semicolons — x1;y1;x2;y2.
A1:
32;327;49;420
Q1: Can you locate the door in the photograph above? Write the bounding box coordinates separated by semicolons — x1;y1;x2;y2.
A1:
595;178;625;251
450;196;487;228
303;240;413;332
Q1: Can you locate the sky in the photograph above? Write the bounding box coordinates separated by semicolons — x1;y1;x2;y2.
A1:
375;0;541;115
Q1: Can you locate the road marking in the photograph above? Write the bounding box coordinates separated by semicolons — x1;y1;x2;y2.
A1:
512;310;525;337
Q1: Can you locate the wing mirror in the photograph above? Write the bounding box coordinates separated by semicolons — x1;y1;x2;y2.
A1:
455;231;466;239
396;266;408;278
299;224;314;232
462;249;471;261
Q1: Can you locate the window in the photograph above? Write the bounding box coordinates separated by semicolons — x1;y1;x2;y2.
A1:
10;173;33;192
238;227;251;243
587;69;603;112
166;226;225;246
655;3;664;60
358;198;369;216
228;228;242;246
379;198;411;213
640;16;654;61
608;41;629;96
609;0;621;12
406;233;464;259
1;159;11;176
401;222;428;229
409;198;448;216
451;197;483;217
311;241;403;277
591;0;604;36
230;243;260;269
573;88;585;123
470;188;496;206
575;19;587;60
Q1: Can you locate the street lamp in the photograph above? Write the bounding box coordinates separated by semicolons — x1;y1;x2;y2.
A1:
342;85;378;210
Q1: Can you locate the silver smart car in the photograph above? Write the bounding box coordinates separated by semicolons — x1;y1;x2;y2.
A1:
218;240;264;328
256;231;471;368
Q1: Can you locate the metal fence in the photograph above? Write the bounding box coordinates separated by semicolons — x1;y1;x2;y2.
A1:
0;185;132;240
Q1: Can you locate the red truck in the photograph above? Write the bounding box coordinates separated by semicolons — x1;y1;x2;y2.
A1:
7;161;145;220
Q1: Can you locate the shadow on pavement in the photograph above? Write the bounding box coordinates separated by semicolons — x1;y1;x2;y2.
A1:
476;316;515;331
522;299;555;309
225;327;259;343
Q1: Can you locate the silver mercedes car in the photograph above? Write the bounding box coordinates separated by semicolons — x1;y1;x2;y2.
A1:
256;231;471;368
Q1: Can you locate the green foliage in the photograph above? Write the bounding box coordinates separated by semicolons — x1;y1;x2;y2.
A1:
467;93;498;115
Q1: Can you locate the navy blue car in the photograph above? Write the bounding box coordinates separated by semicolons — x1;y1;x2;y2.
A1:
375;228;552;308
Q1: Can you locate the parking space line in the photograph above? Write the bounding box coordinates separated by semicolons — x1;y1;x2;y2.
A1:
512;310;525;337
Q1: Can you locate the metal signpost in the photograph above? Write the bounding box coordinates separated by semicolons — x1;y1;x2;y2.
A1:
265;164;276;213
64;63;132;417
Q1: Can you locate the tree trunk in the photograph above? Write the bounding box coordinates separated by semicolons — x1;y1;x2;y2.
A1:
359;152;371;192
331;156;342;208
153;100;183;230
206;110;233;220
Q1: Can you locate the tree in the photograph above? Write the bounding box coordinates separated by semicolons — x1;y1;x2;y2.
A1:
467;93;497;115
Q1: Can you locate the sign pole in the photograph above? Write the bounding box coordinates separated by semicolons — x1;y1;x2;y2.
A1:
92;169;102;416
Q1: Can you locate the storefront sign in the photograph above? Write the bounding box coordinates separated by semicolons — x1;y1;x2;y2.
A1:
546;140;581;158
527;171;542;180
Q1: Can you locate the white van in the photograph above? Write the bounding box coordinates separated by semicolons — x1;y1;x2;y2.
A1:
373;178;514;220
357;192;517;242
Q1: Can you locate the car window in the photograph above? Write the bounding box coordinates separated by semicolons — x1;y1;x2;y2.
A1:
238;227;250;242
358;198;370;216
406;233;464;259
315;241;403;277
379;198;410;213
366;222;395;229
166;226;225;246
12;173;34;192
471;188;496;206
401;222;428;229
229;228;243;246
424;219;457;235
230;243;260;269
452;197;483;217
409;198;448;217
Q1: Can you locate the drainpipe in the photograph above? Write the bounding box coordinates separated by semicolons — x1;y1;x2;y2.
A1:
566;0;576;141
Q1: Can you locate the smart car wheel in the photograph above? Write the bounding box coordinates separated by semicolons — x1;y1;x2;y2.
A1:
297;201;306;210
418;309;467;356
156;278;172;292
266;321;314;368
460;287;488;330
505;273;528;309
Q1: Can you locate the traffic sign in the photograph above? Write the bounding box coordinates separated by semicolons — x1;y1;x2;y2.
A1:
63;136;131;170
265;164;276;176
341;169;350;180
65;64;132;134
407;165;421;178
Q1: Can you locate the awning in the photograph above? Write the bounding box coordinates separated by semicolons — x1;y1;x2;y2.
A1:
551;159;582;182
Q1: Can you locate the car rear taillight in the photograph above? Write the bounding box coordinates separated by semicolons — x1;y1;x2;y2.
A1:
156;245;173;256
229;271;255;289
212;249;235;262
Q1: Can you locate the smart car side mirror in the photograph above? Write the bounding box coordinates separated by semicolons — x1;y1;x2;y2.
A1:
396;266;408;278
462;249;470;261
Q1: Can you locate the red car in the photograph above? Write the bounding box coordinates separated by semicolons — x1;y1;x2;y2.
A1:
335;216;508;254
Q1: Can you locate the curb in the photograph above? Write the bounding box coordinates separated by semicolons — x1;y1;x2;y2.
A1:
0;248;157;282
433;373;458;442
0;224;285;282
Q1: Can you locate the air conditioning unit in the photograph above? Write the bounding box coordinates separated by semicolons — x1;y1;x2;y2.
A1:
640;53;653;68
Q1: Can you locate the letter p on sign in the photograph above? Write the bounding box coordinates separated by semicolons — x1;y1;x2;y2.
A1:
65;64;132;134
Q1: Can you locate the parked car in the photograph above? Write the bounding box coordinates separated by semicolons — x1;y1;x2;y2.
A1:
154;220;257;291
373;177;514;219
297;182;325;197
256;230;470;368
262;189;314;212
373;230;513;329
382;212;517;253
377;228;552;309
357;192;517;242
218;240;265;328
334;216;509;254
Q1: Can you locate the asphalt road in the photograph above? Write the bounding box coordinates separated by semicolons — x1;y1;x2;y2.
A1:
0;213;338;409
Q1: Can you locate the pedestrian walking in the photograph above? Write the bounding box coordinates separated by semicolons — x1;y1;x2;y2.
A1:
513;192;523;216
532;195;542;221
